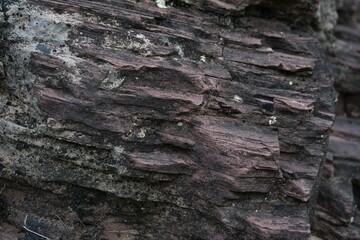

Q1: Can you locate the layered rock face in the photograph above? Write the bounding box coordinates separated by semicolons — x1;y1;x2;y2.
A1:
312;0;360;239
0;0;335;239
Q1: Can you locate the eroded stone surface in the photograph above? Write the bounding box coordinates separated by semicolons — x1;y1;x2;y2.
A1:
312;0;360;239
313;117;360;240
0;0;335;239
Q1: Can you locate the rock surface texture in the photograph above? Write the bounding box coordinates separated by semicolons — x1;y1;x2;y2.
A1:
0;0;336;239
312;0;360;239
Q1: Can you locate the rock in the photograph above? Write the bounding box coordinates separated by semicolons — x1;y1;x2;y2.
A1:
328;0;360;95
317;177;354;224
313;117;360;239
312;0;360;237
0;0;335;239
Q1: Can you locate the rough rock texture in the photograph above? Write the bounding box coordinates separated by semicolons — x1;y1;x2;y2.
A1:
330;1;360;97
312;0;360;239
0;0;336;239
313;118;360;240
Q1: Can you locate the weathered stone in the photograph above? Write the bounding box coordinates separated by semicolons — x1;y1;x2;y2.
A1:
312;0;360;237
0;0;336;239
317;177;354;224
313;117;360;239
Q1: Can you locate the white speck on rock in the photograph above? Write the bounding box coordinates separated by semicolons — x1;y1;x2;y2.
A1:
258;47;274;53
233;95;243;103
156;0;168;8
137;128;146;139
46;118;56;124
269;116;277;125
175;44;185;58
200;55;206;62
222;218;230;223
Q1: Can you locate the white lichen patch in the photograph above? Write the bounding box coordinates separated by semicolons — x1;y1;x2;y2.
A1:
104;31;153;56
160;37;185;58
222;218;230;224
74;36;95;45
46;118;62;129
7;2;82;44
112;146;125;160
269;116;277;125
257;47;274;53
137;128;146;139
175;44;185;59
233;95;243;103
100;70;125;90
156;0;168;8
7;0;85;85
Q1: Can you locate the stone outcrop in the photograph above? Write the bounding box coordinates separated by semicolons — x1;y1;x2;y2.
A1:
313;117;360;239
0;0;335;239
312;0;360;239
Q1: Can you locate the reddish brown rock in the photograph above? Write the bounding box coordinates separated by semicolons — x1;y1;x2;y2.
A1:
0;0;335;239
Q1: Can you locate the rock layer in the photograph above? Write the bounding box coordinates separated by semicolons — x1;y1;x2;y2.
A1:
0;0;335;239
312;0;360;239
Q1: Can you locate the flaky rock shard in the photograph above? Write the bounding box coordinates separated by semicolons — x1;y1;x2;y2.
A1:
0;0;335;239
